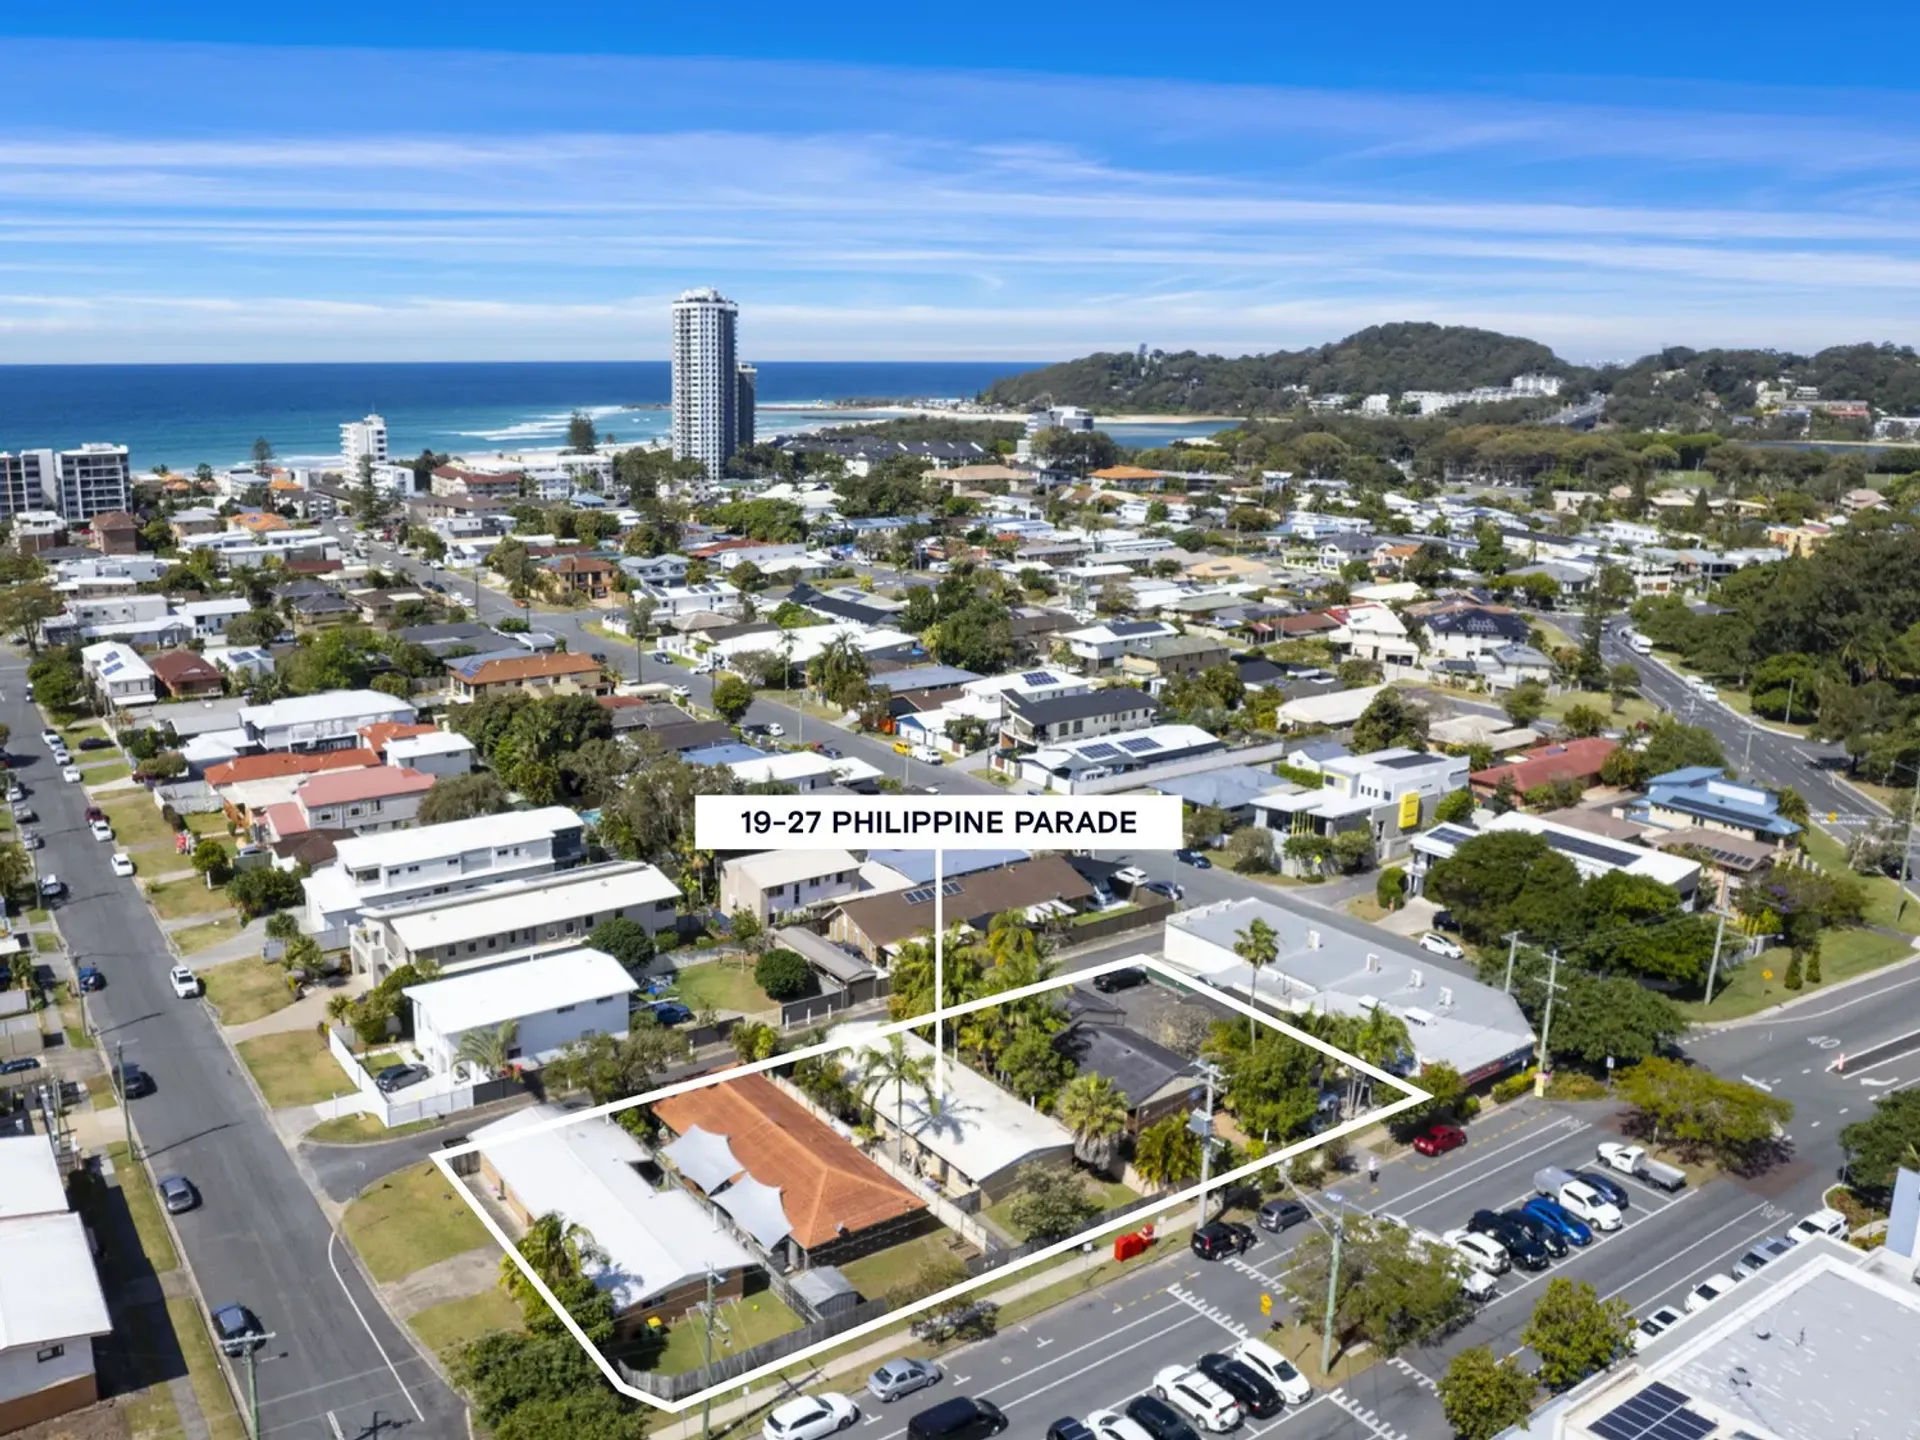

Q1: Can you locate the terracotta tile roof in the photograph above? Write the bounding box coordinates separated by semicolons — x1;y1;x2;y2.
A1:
552;554;616;574
1089;465;1169;481
295;765;435;808
147;650;221;686
1470;737;1618;793
357;721;438;756
90;510;137;531
231;511;290;534
204;748;378;787
652;1073;924;1248
448;651;605;685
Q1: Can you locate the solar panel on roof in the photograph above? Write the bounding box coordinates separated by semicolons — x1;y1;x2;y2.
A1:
1589;1383;1715;1440
902;879;963;905
1022;671;1055;686
1080;742;1121;761
1118;735;1162;754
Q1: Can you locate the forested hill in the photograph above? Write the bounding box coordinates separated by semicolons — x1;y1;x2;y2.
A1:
1602;343;1920;428
981;323;1585;413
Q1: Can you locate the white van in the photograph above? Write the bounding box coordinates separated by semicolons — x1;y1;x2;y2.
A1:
910;744;945;766
1627;632;1653;655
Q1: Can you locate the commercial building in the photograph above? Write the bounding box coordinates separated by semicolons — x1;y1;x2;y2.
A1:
340;414;388;470
671;287;755;476
0;1136;113;1433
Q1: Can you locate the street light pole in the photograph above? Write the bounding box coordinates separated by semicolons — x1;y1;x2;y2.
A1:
236;1332;276;1440
115;1040;133;1161
701;1269;717;1440
1320;1219;1343;1377
1190;1061;1222;1232
1533;949;1565;1097
1703;906;1731;1006
1502;931;1521;995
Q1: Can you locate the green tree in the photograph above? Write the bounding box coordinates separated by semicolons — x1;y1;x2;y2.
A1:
1351;688;1429;753
1234;917;1280;1042
1433;788;1476;824
1223;826;1276;873
1607;662;1640;712
1283;1215;1474;1358
753;948;812;1000
1427;832;1582;946
1396;1061;1465;1132
456;1020;520;1079
860;1034;937;1169
417;771;511;825
564;411;599;452
710;673;753;724
587;916;656;971
0;584;62;654
544;1023;688;1106
1840;1088;1920;1203
1522;1277;1636;1389
227;865;304;918
1056;1073;1131;1172
499;1210;615;1343
1560;703;1608;738
1615;1056;1793;1167
1006;1164;1101;1242
1640;718;1725;776
1132;1112;1203;1186
189;838;230;884
1438;1347;1537;1440
1502;681;1548;727
453;1332;645;1438
250;437;274;470
999;1026;1075;1109
1376;865;1408;911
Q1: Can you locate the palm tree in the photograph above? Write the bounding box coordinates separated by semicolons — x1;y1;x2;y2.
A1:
1348;1004;1412;1115
501;1209;605;1308
1057;1073;1130;1173
1132;1113;1202;1189
456;1020;520;1080
0;841;31;903
859;1034;937;1169
1234;918;1280;1042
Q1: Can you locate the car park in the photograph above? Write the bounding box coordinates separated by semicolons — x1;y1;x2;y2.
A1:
1684;1273;1738;1314
1595;1141;1686;1192
1502;1207;1568;1258
1258;1198;1309;1232
1411;1123;1466;1156
1521;1196;1593;1246
1443;1229;1510;1275
905;1397;1004;1440
1226;1339;1311;1405
1174;849;1212;869
1122;1395;1199;1440
1085;1411;1155;1440
1196;1354;1280;1419
1632;1305;1685;1351
765;1394;859;1440
1789;1208;1848;1243
211;1303;266;1355
868;1359;941;1403
159;1175;199;1213
1092;966;1147;994
1417;932;1465;959
110;853;135;877
1468;1211;1547;1269
169;966;202;998
90;819;114;842
1190;1220;1255;1260
1731;1236;1796;1278
1151;1366;1241;1433
373;1063;429;1093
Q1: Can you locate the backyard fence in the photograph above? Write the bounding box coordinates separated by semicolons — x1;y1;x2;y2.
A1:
613;1296;894;1402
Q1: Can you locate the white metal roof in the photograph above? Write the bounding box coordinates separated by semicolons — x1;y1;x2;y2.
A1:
404;946;637;1035
239;690;416;730
728;849;860;891
384;863;680;952
333;805;580;871
383;731;475;758
0;1212;112;1348
472;1106;753;1309
0;1137;71;1221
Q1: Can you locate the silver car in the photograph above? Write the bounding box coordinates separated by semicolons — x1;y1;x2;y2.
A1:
866;1357;941;1403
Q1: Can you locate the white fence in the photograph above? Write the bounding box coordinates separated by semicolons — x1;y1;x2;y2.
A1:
323;1026;501;1128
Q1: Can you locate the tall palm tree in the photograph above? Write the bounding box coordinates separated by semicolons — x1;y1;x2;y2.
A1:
501;1210;605;1307
1132;1113;1202;1189
457;1020;520;1080
1234;918;1280;1042
1057;1073;1131;1173
859;1035;937;1169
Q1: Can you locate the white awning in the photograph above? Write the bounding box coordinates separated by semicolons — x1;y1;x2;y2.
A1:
664;1126;743;1192
713;1175;792;1249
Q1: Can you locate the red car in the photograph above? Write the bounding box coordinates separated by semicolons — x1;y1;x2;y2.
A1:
1412;1123;1467;1157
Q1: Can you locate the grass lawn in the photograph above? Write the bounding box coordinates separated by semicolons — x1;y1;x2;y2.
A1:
32;931;59;952
1260;1315;1380;1391
669;956;774;1015
165;1295;249;1440
185;811;234;838
1537;687;1661;729
1072;903;1137;926
105;1141;179;1273
237;1030;355;1109
653;1291;805;1373
174;916;247;956
105;795;183;851
50;994;93;1049
343;1163;493;1283
1348;897;1390;923
306;1112;448;1144
982;1177;1142;1242
1717;686;1815;738
1802;826;1920;936
81;760;132;784
27;907;49;924
1678;930;1916;1023
86;1073;119;1108
836;1231;979;1303
57;719;105;746
408;1289;524;1360
200;957;293;1025
145;877;237;920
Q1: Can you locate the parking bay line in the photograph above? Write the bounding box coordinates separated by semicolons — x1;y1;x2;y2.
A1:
1383;1118;1588;1219
1595;1201;1779;1309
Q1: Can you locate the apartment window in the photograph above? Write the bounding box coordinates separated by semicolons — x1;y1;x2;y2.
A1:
486;937;497;950
467;942;478;954
36;1344;64;1363
556;1003;576;1014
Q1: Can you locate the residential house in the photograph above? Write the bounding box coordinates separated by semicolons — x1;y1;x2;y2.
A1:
1002;687;1162;751
827;1024;1075;1198
205;645;275;683
654;1073;927;1267
175;597;254;640
395;621;503;658
1277;683;1387;731
169;507;223;541
638;581;746;621
826;854;1094;961
1327;602;1420;674
0;1136;114;1433
147;649;224;699
1056;1006;1203;1133
1418;604;1533;661
719;849;866;924
1149;766;1293;831
11;511;66;554
87;509;138;555
349;860;681;977
238;691;417;753
1117;634;1230;687
546;553;617;600
1163;898;1536;1085
618;554;691;587
472;1106;756;1330
1060;619;1180;672
1409;810;1700;906
79;641;155;707
446;650;611;702
1470;737;1618;798
258;766;436;843
382;731;475;776
430;465;524;501
1253;747;1467;860
406;945;636;1079
1014;722;1226;794
1623;766;1802;850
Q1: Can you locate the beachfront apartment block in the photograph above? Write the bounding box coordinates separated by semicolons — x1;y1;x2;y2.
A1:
671;287;752;476
340;413;388;469
50;445;132;522
348;860;682;977
0;452;51;520
303;804;587;948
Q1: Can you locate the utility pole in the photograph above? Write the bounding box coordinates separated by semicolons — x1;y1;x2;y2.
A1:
1898;778;1920;925
1783;678;1795;728
1703;906;1731;1006
1502;931;1521;995
1532;950;1565;1098
701;1268;717;1440
1320;1219;1343;1376
236;1331;276;1440
115;1040;133;1161
1191;1061;1223;1232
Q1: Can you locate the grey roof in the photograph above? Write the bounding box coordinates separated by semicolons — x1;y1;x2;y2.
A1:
1106;620;1166;638
1422;607;1531;640
1008;687;1161;727
866;665;981;693
1150;766;1290;812
789;1267;859;1306
1061;1023;1198;1112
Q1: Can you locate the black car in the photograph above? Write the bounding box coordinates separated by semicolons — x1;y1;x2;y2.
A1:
1574;1170;1631;1210
1173;849;1213;869
1123;1394;1201;1440
1258;1198;1310;1232
1468;1210;1548;1270
1196;1354;1281;1419
211;1302;266;1355
1502;1208;1568;1258
1091;966;1147;994
116;1062;155;1098
1190;1220;1256;1260
648;1000;695;1026
373;1063;429;1094
1045;1421;1096;1440
78;737;113;751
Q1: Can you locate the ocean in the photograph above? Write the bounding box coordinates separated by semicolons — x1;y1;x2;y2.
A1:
0;361;1233;472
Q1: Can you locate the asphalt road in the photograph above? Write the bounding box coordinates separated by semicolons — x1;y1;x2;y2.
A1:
0;662;464;1440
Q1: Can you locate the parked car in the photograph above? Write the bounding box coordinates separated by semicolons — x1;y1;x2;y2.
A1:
373;1063;429;1094
39;874;64;899
90;819;114;842
648;1000;695;1026
1092;966;1147;994
1046;1421;1098;1440
1632;1305;1685;1351
84;805;105;823
9;803;34;823
1521;1196;1593;1247
1731;1236;1796;1278
820;745;842;759
0;1057;41;1076
1257;1198;1309;1232
3;783;21;802
61;766;82;783
211;1303;266;1355
1468;1211;1548;1270
18;827;40;850
76;964;104;991
1084;1411;1155;1440
111;853;135;877
1552;1179;1623;1231
1501;1207;1568;1258
1142;880;1182;901
116;1061;154;1098
766;722;787;738
1227;1339;1311;1405
1595;1141;1686;1192
1788;1207;1848;1243
1190;1220;1255;1260
38;730;59;748
1684;1273;1739;1314
1410;1123;1466;1157
169;966;202;998
906;1397;1004;1440
648;650;672;663
1151;1366;1241;1433
1572;1169;1631;1211
1196;1354;1280;1419
868;1359;941;1403
1443;1229;1511;1275
1121;1396;1198;1440
78;736;113;751
1174;849;1213;869
765;1394;859;1440
159;1175;199;1213
1417;932;1465;960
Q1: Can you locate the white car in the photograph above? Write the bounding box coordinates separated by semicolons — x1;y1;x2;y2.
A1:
670;685;691;701
1556;1180;1623;1232
765;722;786;738
39;730;60;748
109;853;135;878
1683;1273;1738;1314
1695;684;1718;702
1788;1207;1848;1243
761;1393;858;1440
1085;1411;1155;1440
169;966;202;998
61;767;82;784
1631;1305;1685;1351
1418;932;1465;960
1228;1338;1312;1404
90;820;114;843
1443;1228;1511;1275
1153;1366;1242;1433
38;873;63;898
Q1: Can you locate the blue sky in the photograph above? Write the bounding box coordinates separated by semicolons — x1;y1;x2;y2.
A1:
3;3;1920;363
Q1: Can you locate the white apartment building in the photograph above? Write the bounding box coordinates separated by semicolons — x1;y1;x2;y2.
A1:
237;691;417;754
349;860;682;977
303;805;587;948
174;597;253;639
340;414;389;470
636;581;745;621
52;445;132;522
0;450;52;520
175;528;340;569
719;848;866;924
670;287;753;476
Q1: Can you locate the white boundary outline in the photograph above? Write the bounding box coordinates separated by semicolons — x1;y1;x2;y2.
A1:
430;951;1428;1414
